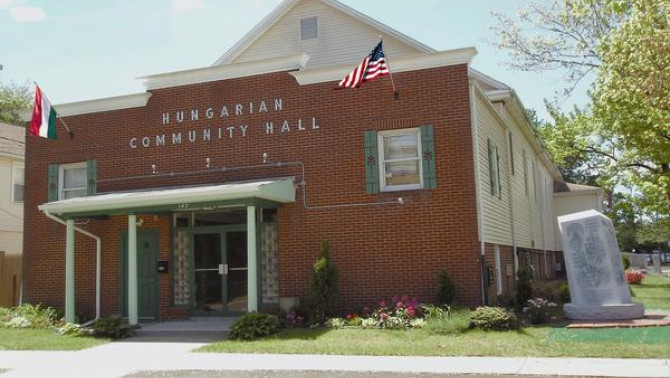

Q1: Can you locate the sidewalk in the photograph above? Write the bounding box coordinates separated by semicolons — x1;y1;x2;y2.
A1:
0;342;668;378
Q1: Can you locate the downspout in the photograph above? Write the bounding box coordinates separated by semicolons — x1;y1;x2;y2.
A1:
43;211;101;324
470;82;487;306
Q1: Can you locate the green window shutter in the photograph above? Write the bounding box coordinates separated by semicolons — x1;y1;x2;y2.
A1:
364;130;379;194
48;164;59;202
87;159;97;195
487;139;495;195
496;147;502;198
420;125;437;189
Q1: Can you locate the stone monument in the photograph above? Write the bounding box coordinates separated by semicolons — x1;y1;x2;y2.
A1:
630;254;647;270
558;209;644;320
652;254;662;275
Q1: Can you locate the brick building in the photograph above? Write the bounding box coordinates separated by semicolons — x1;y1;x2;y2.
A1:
23;0;600;325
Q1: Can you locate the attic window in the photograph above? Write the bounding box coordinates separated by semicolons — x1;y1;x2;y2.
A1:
300;17;318;40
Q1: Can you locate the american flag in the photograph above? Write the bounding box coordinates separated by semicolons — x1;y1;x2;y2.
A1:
337;41;390;89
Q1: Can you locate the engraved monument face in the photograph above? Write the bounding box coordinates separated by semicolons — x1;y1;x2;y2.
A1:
558;210;644;320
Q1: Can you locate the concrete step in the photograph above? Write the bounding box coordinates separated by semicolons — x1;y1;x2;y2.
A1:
129;317;237;343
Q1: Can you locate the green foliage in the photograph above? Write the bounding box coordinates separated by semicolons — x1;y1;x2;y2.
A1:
622;254;631;270
0;81;32;125
469;307;518;331
56;322;91;337
0;304;59;329
91;315;133;339
515;267;533;309
229;312;281;341
420;304;449;320
436;270;457;306
560;282;571;303
532;279;568;303
305;241;339;324
522;298;560;325
423;308;471;335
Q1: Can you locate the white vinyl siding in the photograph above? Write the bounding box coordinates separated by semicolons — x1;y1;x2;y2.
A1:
11;163;24;203
474;85;559;252
232;0;421;69
475;89;512;246
0;157;23;251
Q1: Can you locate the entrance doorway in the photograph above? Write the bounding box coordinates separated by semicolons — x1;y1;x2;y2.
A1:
192;227;248;315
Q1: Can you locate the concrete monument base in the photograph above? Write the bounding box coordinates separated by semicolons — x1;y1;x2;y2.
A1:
564;302;645;320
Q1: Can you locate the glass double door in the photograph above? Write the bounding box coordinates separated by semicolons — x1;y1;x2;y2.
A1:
192;228;247;314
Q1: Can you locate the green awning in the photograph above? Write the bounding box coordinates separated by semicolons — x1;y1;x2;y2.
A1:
38;178;295;217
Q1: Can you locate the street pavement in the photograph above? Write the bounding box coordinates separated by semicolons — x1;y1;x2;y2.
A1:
0;342;668;378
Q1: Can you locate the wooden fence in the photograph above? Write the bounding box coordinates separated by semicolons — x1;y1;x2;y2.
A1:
0;251;21;307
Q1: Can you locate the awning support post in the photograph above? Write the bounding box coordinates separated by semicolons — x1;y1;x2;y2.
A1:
128;214;138;326
65;218;76;323
247;206;258;312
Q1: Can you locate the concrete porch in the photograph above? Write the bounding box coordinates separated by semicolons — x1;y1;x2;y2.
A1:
131;317;238;343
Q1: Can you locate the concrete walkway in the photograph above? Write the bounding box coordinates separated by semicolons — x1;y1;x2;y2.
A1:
0;342;669;378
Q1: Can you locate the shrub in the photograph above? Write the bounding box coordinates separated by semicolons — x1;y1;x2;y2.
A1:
283;310;305;328
436;270;457;305
515;267;533;309
559;282;571;303
532;280;566;303
328;296;424;330
91;315;133;339
469;306;518;331
625;269;644;284
305;241;339;324
522;297;559;324
229;312;281;341
1;304;59;329
622;254;631;270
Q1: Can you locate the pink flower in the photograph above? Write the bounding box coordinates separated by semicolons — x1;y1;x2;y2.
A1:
380;313;388;320
401;295;409;302
379;300;387;308
407;307;416;317
396;301;403;309
392;295;398;303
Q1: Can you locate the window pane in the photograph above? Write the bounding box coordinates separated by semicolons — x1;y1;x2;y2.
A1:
13;167;24;185
64;167;87;189
13;184;24;202
383;134;418;160
63;189;87;199
384;161;420;186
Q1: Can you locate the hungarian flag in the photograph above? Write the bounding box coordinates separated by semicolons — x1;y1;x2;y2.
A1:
30;85;58;140
337;41;390;89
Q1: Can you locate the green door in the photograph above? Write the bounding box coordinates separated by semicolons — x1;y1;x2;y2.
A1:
121;232;159;321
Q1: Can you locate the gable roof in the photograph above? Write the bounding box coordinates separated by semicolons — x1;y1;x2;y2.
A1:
0;122;25;159
212;0;434;66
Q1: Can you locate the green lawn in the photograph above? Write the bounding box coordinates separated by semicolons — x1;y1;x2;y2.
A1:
631;274;670;311
0;328;107;350
200;275;670;358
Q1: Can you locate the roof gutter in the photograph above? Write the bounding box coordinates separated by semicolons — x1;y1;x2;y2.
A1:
42;211;101;324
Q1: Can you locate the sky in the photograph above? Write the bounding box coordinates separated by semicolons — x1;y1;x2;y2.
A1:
0;0;589;121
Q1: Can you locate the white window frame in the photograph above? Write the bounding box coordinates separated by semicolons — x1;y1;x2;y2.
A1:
299;16;318;41
58;162;87;201
378;128;423;192
11;162;24;203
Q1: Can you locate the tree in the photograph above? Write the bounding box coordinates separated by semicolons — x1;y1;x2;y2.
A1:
493;0;670;214
592;0;670;208
0;81;32;125
305;241;339;324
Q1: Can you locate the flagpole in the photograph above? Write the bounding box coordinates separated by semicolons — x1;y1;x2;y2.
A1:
33;82;74;138
380;35;399;100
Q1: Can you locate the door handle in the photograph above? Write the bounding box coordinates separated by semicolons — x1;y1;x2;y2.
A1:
218;264;228;275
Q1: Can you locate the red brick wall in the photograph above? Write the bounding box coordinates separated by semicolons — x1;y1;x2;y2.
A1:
483;243;516;305
23;64;483;318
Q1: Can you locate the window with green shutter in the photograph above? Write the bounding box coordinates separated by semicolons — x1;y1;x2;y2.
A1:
368;126;437;193
48;159;97;201
488;138;501;198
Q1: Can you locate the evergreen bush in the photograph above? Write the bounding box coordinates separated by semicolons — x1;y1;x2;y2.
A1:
91;315;133;339
436;270;457;305
515;267;533;309
305;241;339;324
